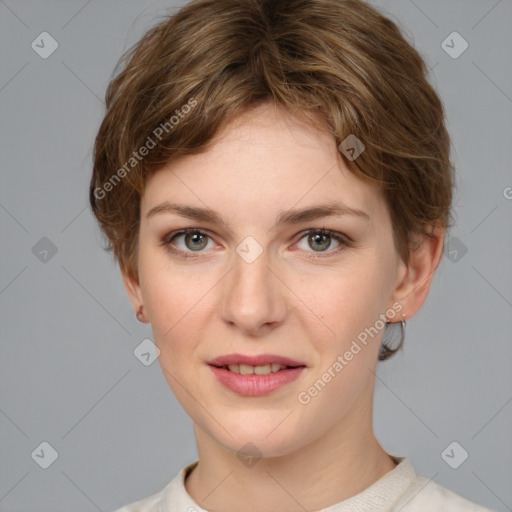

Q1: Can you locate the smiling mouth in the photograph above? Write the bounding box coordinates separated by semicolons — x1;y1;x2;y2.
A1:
208;360;306;396
211;363;304;375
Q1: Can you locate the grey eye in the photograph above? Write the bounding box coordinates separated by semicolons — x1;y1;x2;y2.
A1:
183;232;209;251
296;230;343;253
307;232;333;251
169;230;214;252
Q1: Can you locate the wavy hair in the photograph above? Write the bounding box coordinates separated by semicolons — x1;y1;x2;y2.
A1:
90;0;455;360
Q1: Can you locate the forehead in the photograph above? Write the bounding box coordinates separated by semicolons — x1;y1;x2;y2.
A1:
141;103;385;224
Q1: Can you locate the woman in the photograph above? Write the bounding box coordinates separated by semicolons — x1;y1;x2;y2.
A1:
90;0;495;510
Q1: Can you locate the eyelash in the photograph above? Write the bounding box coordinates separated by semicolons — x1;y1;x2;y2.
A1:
160;228;350;259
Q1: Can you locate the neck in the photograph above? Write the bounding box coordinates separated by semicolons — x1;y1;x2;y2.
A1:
185;410;396;511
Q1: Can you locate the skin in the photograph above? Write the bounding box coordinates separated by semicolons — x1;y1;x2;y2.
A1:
123;102;444;511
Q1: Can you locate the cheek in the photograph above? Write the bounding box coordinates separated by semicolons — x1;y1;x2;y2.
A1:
294;262;387;346
293;272;383;422
139;244;213;326
141;264;211;403
138;251;205;353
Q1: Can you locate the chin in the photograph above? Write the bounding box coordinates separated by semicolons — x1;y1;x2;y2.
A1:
202;414;308;459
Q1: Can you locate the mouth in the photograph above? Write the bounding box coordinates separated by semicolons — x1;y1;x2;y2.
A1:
207;353;306;372
207;353;307;396
209;363;305;375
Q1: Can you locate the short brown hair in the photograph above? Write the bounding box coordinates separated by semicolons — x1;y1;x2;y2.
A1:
90;0;455;357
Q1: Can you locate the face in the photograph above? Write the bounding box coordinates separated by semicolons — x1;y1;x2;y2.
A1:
124;102;421;458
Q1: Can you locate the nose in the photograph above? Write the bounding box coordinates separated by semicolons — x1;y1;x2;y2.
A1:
220;247;288;336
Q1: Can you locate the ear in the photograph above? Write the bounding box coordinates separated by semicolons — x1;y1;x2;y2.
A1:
390;225;445;319
121;267;144;317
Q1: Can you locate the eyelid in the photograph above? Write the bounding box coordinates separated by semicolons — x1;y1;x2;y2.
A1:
296;228;351;244
162;227;214;243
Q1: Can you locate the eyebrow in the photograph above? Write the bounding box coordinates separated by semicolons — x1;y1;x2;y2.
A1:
145;201;370;229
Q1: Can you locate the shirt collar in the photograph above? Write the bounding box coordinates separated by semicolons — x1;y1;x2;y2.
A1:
160;456;416;512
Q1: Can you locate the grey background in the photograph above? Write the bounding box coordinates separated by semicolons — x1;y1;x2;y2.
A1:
1;0;511;511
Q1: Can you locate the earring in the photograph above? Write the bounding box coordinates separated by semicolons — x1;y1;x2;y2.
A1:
380;315;406;360
136;305;145;323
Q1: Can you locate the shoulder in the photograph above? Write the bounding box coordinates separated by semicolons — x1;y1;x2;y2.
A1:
395;474;495;512
109;461;200;512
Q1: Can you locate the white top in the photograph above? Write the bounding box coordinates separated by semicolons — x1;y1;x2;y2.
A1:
113;457;495;511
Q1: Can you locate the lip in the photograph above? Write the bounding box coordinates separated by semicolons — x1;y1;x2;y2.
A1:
207;353;307;397
209;365;306;396
208;353;306;367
